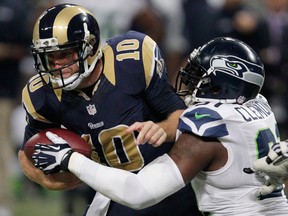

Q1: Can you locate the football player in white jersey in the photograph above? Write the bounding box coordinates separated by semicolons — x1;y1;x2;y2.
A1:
33;37;288;215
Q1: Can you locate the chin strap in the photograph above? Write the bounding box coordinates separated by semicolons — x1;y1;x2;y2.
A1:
50;49;103;91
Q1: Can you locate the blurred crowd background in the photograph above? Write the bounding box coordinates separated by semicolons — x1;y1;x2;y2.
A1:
1;0;288;215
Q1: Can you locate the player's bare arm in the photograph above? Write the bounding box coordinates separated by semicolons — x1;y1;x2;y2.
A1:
169;133;227;183
18;150;81;190
127;109;184;147
157;110;185;142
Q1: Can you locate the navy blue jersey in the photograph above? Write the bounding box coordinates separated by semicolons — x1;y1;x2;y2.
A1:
22;31;199;215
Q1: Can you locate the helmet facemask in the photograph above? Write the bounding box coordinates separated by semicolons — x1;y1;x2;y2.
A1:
176;48;211;105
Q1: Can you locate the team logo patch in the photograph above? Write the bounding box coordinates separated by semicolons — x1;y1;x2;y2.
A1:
156;59;164;78
207;55;264;87
86;104;97;115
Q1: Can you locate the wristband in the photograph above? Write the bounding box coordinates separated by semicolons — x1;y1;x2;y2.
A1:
61;149;75;171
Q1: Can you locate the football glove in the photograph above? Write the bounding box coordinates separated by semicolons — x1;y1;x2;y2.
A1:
32;131;74;175
243;140;288;196
252;140;288;175
254;173;286;197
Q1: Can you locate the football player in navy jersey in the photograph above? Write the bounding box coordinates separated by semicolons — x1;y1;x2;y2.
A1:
18;3;201;216
33;37;288;215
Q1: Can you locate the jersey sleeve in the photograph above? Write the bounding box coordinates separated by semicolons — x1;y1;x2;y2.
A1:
143;38;186;115
21;75;61;147
178;104;229;138
103;31;186;118
133;31;186;115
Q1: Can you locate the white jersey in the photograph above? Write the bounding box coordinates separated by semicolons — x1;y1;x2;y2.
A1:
177;95;288;215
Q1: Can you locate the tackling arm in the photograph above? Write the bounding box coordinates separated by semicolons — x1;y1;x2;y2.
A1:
68;132;222;209
33;131;224;209
69;152;185;209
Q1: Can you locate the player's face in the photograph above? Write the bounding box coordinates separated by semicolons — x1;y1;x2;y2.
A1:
47;48;79;79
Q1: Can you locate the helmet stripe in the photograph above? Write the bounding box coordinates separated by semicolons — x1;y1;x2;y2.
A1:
34;4;93;42
36;4;67;40
53;6;93;44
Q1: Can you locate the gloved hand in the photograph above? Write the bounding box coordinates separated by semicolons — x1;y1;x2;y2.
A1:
243;140;288;196
32;131;74;175
265;139;288;164
253;171;286;197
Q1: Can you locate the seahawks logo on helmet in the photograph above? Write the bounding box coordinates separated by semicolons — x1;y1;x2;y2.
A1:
208;55;264;87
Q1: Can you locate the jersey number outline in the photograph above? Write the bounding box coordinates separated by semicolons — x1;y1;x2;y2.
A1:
256;127;279;159
116;39;140;61
28;74;46;92
255;126;283;199
84;125;145;172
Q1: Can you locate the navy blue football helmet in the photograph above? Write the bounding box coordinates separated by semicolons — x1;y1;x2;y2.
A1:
176;37;265;105
31;4;101;90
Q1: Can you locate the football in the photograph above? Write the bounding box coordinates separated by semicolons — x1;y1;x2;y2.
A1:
23;128;92;185
24;128;92;159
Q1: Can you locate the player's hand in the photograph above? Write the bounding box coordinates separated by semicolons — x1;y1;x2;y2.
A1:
32;131;74;175
253;155;288;197
126;121;167;147
243;140;288;196
255;174;285;197
268;140;288;163
243;157;286;197
245;140;288;175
